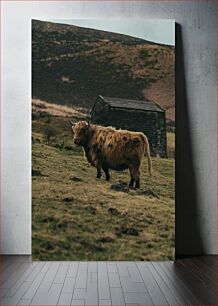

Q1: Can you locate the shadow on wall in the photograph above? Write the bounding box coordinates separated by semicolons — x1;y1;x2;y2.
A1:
175;24;205;257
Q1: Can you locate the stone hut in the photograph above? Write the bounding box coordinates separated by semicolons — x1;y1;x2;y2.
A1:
90;95;167;157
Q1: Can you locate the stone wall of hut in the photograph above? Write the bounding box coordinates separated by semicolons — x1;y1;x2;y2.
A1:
91;100;167;158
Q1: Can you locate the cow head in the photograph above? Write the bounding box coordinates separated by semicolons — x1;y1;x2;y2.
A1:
70;120;90;146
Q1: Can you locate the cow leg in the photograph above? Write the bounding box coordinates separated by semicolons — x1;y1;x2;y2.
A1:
129;178;135;188
94;157;102;179
135;168;141;188
135;177;140;189
102;167;110;181
129;166;140;188
129;167;135;188
132;157;141;188
96;167;101;179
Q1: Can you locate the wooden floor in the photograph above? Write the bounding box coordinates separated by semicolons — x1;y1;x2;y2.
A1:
0;256;217;305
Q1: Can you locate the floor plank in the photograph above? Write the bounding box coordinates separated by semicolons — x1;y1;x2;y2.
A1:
98;262;111;300
62;277;76;293
110;287;125;305
153;261;192;304
200;255;217;271
161;261;200;304
53;262;70;284
0;255;216;305
124;292;152;305
136;263;169;305
176;259;217;304
2;260;37;296
4;262;41;298
57;292;73;305
185;257;217;287
168;261;216;305
30;283;63;305
148;262;182;305
36;262;61;293
2;281;32;305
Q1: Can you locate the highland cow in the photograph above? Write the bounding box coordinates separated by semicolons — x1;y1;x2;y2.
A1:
70;121;152;188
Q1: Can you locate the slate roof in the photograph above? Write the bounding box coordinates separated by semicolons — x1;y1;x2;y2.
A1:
98;95;165;113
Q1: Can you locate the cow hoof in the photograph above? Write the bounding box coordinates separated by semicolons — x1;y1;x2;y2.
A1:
135;179;140;189
129;181;134;188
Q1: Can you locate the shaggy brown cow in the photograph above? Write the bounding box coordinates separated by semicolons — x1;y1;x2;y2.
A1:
70;121;152;188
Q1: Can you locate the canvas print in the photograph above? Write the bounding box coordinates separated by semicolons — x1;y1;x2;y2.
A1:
32;19;175;260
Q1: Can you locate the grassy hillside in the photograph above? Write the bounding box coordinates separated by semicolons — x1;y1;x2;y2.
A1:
32;20;175;122
32;110;175;261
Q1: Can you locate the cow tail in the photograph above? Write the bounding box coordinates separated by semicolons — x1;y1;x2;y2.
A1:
142;134;152;176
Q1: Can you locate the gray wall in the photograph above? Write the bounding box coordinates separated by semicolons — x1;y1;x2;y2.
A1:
1;1;217;255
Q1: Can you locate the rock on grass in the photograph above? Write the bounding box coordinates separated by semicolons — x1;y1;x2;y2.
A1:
63;197;75;203
69;175;83;182
116;226;139;236
140;189;159;198
110;183;129;193
108;208;119;215
32;169;43;176
98;236;114;243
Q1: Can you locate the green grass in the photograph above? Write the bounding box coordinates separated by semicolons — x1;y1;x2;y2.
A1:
32;116;175;261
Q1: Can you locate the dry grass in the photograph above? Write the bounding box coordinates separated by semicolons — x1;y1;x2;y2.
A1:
32;99;87;118
167;132;175;158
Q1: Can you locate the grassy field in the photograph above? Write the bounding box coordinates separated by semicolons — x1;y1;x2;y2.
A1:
32;115;175;261
167;132;175;158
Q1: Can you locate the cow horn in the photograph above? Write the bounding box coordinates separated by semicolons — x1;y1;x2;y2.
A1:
69;120;75;126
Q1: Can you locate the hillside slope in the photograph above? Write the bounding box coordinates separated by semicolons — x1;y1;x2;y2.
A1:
32;112;175;260
32;20;175;121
